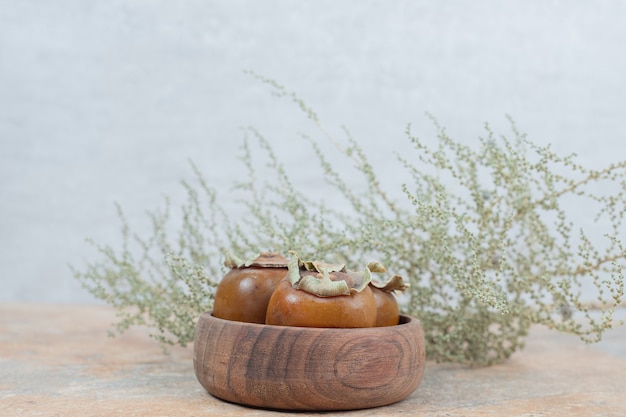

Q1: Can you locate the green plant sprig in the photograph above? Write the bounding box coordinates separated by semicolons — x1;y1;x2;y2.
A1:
73;77;625;366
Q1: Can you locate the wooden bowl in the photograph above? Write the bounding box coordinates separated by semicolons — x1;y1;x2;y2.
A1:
193;312;425;411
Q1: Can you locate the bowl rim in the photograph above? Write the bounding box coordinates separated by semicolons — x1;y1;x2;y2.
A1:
201;311;417;331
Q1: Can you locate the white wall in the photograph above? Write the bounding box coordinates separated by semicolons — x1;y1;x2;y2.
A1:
2;0;625;302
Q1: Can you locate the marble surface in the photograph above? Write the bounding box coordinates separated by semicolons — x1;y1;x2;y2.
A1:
1;303;625;416
3;1;626;303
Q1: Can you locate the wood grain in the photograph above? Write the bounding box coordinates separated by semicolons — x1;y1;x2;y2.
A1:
193;313;425;411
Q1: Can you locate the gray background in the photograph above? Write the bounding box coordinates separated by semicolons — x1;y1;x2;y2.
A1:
2;1;625;303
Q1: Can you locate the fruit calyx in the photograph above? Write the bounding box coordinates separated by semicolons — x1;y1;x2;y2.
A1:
224;252;289;269
370;274;410;293
287;252;382;297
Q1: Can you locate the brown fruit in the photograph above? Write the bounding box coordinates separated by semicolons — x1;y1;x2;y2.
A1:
212;252;288;324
